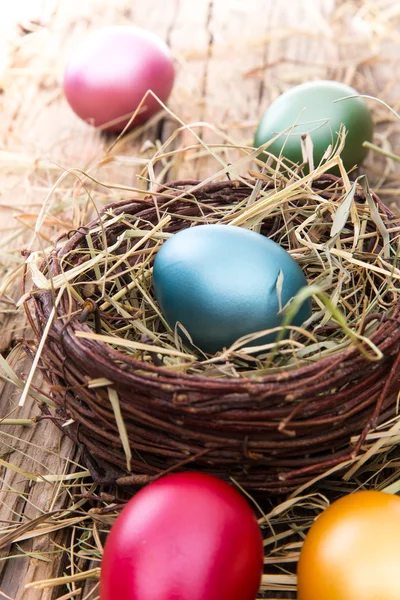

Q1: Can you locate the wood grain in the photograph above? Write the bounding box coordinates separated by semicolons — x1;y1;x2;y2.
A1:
0;1;399;598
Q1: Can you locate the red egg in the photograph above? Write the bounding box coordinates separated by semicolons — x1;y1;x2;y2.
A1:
100;472;264;600
63;26;175;132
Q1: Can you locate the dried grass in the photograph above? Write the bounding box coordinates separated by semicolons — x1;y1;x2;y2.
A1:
0;1;400;598
18;118;400;598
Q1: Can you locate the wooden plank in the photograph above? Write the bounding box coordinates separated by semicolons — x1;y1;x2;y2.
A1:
0;3;212;598
330;0;400;215
0;1;399;599
0;3;148;599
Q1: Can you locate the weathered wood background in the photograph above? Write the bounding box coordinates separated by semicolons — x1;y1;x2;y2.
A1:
0;1;399;598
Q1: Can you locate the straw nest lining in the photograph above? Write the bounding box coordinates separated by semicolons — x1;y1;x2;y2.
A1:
26;173;400;493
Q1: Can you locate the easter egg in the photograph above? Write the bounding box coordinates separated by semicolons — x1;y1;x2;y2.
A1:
297;491;400;600
63;26;175;132
153;224;311;354
254;80;373;172
100;472;264;600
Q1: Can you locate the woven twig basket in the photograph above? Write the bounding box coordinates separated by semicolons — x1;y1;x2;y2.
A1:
27;174;400;493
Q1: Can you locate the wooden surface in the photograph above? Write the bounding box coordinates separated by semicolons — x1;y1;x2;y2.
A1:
0;1;400;598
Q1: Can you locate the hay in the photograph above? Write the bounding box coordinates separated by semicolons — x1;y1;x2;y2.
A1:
1;2;400;598
4;100;400;600
4;133;400;599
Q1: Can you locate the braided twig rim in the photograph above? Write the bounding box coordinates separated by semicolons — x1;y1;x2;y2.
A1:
25;175;400;493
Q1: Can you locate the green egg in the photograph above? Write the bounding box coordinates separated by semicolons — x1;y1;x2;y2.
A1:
254;80;374;172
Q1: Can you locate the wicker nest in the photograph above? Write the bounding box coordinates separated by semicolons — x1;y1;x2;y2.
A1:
26;174;400;493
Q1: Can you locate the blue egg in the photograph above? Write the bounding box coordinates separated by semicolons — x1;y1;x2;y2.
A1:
153;224;312;354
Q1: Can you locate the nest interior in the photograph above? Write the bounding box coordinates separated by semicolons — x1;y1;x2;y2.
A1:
26;173;400;493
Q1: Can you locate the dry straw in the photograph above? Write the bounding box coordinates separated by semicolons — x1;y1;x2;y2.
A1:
0;77;399;600
23;131;400;494
0;127;397;600
0;3;399;597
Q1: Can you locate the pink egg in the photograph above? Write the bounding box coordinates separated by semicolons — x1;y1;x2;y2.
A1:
100;473;264;600
63;26;175;132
